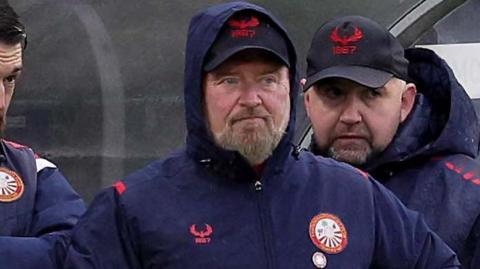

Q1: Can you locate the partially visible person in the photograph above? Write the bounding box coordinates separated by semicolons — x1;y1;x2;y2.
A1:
65;2;459;268
0;1;85;268
304;15;480;267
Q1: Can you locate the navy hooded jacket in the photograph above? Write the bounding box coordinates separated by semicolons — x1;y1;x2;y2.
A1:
361;47;480;267
0;139;85;269
65;2;460;268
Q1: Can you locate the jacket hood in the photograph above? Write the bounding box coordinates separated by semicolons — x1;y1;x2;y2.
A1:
366;47;479;169
183;2;299;177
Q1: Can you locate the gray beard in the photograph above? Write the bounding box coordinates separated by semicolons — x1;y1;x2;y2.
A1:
328;147;370;167
213;118;286;165
328;145;383;167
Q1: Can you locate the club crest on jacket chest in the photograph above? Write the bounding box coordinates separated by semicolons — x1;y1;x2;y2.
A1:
309;213;348;254
0;167;24;202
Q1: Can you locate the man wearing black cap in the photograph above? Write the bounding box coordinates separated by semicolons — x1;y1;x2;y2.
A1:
66;3;460;268
304;15;480;267
0;1;85;268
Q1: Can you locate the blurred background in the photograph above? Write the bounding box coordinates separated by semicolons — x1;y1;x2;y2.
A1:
8;0;479;202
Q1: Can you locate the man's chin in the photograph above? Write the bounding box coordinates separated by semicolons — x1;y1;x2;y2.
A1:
234;130;272;152
329;148;370;166
215;126;282;165
232;120;267;133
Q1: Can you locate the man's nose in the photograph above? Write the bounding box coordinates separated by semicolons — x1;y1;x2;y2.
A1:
238;85;262;107
339;96;363;125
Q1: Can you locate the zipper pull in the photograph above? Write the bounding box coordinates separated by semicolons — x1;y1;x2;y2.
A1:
254;180;263;191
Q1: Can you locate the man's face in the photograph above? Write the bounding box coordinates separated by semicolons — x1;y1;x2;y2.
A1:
0;42;22;135
203;52;290;165
304;77;416;166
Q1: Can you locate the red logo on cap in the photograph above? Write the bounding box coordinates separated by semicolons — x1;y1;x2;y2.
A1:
228;16;260;38
330;26;363;55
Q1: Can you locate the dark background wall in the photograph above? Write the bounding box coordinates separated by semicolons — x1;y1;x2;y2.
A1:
6;0;466;202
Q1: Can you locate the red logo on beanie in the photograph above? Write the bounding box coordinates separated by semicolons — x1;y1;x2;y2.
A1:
229;16;260;38
330;26;363;55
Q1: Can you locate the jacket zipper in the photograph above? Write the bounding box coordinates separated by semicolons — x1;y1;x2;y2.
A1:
254;180;263;191
254;179;275;269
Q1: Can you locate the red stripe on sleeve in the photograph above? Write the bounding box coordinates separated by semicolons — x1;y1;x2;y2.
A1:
113;181;126;195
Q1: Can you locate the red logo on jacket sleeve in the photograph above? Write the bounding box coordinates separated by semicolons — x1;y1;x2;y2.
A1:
443;159;480;185
330;26;363;55
190;224;213;244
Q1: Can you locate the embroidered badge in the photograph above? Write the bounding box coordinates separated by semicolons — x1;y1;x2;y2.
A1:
309;213;348;254
228;16;260;38
330;26;363;46
312;252;327;268
190;224;213;244
330;24;363;55
0;168;24;202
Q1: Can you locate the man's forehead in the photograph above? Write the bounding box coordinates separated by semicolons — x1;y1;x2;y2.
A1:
0;42;22;66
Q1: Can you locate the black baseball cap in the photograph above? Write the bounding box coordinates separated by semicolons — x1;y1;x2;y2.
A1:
203;11;290;71
304;15;409;91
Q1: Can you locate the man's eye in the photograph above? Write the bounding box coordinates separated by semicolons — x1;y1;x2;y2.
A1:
261;76;277;85
220;77;239;85
323;87;343;99
4;75;16;83
366;88;382;98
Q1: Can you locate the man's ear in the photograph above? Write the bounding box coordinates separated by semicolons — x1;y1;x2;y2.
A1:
304;89;313;117
301;78;312;117
400;83;417;122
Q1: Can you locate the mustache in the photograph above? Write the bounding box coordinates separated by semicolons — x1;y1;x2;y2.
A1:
228;108;272;124
335;125;371;139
